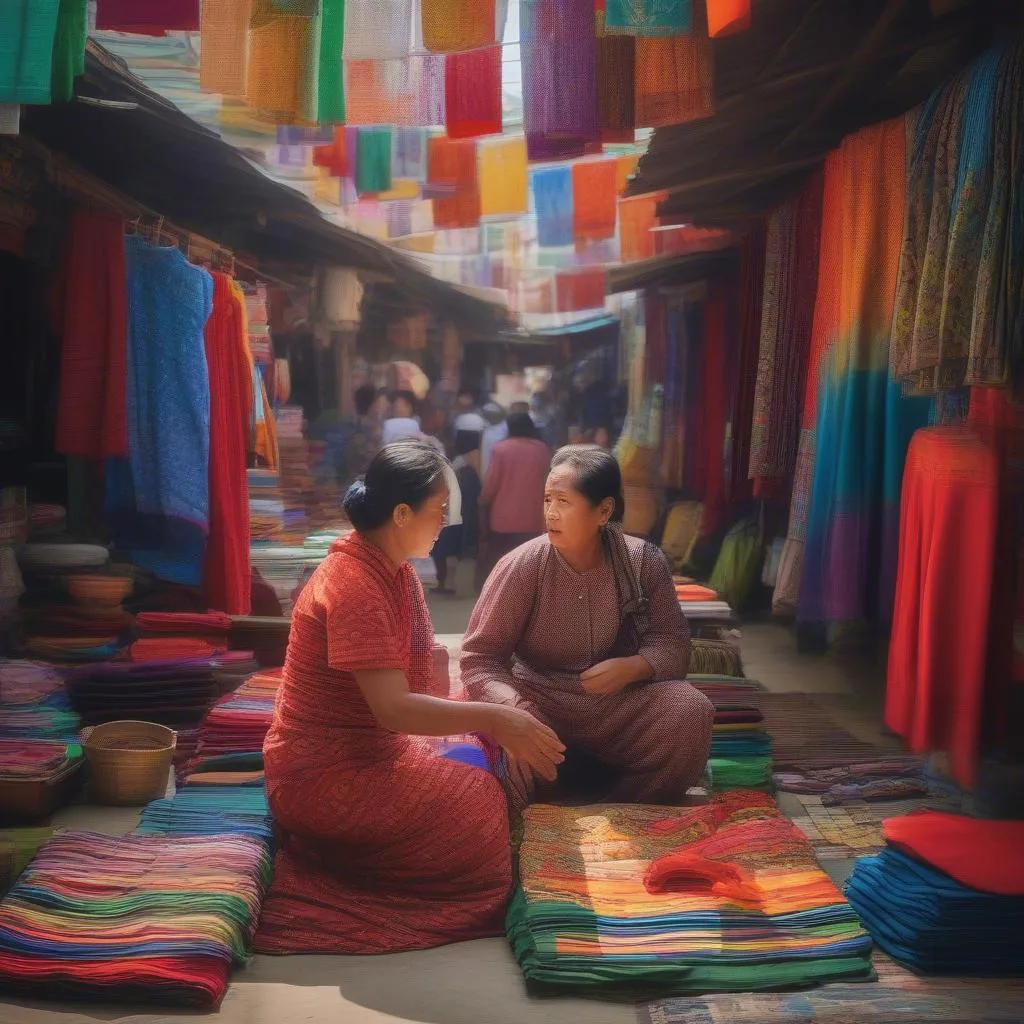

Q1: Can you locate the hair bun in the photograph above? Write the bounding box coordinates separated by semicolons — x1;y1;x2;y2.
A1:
342;478;370;527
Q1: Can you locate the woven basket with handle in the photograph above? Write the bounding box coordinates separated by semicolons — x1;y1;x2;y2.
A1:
81;721;176;806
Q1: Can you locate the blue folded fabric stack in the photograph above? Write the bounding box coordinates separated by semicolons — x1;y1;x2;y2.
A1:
846;848;1024;975
138;785;273;846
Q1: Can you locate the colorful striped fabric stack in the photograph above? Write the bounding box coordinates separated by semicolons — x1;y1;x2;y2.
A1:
0;830;272;1007
0;661;79;739
189;669;281;766
508;791;874;994
688;675;773;792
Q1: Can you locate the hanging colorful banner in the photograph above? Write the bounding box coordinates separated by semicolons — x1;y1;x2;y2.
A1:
343;0;411;59
635;31;714;127
421;0;497;53
356;127;393;194
428;137;481;229
572;160;618;245
199;0;252;97
605;0;691;36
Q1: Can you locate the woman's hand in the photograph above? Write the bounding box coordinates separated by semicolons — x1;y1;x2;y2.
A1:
580;656;650;695
486;706;565;781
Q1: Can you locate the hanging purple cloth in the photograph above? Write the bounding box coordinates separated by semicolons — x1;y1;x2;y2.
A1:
521;0;599;161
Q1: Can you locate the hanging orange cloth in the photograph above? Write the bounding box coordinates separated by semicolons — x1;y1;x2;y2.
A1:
572;159;618;246
246;6;315;123
706;0;750;38
479;137;528;218
618;191;664;263
199;0;252;96
313;126;349;177
635;32;714;128
421;0;496;53
615;153;640;194
428;137;481;230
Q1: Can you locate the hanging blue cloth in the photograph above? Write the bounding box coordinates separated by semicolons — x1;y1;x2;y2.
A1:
107;236;213;586
532;166;574;247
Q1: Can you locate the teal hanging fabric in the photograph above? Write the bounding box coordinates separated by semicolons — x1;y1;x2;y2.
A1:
317;0;345;124
0;0;61;105
605;0;691;36
356;127;393;195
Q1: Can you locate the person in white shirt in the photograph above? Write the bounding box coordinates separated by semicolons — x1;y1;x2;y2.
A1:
381;391;425;446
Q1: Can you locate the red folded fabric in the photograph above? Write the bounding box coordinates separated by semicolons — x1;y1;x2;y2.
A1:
882;811;1024;895
645;851;762;903
136;612;233;632
129;639;221;662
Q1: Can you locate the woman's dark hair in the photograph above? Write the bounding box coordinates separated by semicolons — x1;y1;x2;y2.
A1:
454;429;481;457
507;411;538;439
550;444;625;522
343;440;448;532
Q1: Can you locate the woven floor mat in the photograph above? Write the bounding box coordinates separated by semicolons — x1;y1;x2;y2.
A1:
639;952;1024;1023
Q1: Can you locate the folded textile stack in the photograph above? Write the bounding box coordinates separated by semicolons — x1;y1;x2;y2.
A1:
135;611;232;649
0;830;271;1008
774;755;930;803
275;406;313;545
0;661;79;739
138;783;273;846
0;738;83;820
248;469;285;544
676;582;735;623
688;675;773;792
846;811;1024;975
306;439;347;532
66;658;220;727
509;791;873;993
189;669;281;765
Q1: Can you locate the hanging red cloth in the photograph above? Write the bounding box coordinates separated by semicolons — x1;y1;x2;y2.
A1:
203;275;253;615
706;0;751;38
54;209;128;460
445;47;502;140
94;0;199;33
885;427;999;788
572;159;618;246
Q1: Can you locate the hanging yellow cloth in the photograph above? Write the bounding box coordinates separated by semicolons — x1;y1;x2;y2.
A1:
479;136;528;218
615;153;640;195
421;0;496;53
199;0;252;96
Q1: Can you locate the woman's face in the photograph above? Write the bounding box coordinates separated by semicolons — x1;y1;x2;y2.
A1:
543;466;610;555
396;481;449;560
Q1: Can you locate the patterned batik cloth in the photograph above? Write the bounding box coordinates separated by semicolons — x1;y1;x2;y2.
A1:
256;533;511;955
509;791;874;992
461;530;713;811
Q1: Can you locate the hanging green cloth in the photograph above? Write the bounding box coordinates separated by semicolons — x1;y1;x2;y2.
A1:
51;0;87;103
0;0;61;105
356;127;393;195
317;0;345;124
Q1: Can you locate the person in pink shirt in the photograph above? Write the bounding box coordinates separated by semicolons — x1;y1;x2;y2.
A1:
478;412;551;585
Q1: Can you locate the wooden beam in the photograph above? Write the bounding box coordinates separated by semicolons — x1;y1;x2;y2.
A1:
773;0;915;155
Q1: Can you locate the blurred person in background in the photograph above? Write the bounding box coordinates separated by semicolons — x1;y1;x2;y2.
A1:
431;430;483;596
478;412;551;586
480;402;508;479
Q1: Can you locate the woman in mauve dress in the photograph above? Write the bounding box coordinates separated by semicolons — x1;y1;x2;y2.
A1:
257;441;563;956
462;445;713;810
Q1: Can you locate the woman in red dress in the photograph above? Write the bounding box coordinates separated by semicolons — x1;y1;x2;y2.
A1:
257;441;563;955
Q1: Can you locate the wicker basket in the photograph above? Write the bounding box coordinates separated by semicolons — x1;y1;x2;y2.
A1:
81;721;176;806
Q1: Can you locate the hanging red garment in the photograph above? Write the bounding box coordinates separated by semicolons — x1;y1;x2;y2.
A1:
885;427;999;788
203;275;253;615
883;811;1024;896
572;160;618;246
54;210;128;459
94;0;199;33
445;47;502;140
